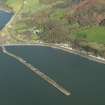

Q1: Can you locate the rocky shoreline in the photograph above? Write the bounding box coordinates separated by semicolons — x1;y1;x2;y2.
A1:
0;42;105;65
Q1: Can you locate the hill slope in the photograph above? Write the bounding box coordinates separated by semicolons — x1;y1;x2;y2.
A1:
1;0;105;57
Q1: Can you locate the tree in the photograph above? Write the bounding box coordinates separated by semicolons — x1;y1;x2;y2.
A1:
40;19;70;43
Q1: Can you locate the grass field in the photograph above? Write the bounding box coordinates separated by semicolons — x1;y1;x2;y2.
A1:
75;26;105;44
6;0;48;14
6;0;23;12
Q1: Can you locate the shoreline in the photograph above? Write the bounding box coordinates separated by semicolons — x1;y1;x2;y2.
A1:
0;11;15;32
0;0;24;32
0;42;105;65
0;8;13;13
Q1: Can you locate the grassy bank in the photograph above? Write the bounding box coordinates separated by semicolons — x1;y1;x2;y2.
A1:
75;26;105;44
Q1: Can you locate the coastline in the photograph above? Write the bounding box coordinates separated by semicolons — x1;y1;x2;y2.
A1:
0;42;105;65
0;0;24;32
0;11;15;32
0;8;12;13
0;2;105;65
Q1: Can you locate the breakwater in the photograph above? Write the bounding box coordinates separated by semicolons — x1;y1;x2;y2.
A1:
2;46;71;96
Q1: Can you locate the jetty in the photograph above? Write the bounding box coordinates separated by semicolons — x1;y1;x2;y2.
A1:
2;46;71;96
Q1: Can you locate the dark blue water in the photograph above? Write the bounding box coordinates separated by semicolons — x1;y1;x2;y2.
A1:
0;10;13;30
0;46;105;105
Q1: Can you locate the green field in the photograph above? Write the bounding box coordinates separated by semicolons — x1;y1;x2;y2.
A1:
6;0;45;13
6;0;23;12
75;26;105;44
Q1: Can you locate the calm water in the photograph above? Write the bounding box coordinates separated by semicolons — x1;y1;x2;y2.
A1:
0;10;13;30
0;46;105;105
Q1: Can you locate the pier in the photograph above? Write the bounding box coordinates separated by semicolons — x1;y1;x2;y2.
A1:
2;46;71;96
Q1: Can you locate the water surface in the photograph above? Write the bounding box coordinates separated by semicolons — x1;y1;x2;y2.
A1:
0;10;13;30
0;46;105;105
